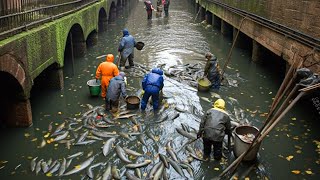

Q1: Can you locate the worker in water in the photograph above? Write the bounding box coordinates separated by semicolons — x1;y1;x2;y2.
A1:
95;54;119;100
163;0;170;17
118;28;136;71
106;72;128;113
156;0;163;17
204;52;221;89
144;0;155;19
197;98;232;161
141;68;164;111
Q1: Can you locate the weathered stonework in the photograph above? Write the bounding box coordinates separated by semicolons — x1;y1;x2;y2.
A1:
0;0;124;126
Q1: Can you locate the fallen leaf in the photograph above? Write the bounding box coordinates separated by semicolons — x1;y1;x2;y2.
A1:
286;155;294;161
291;170;300;174
291;117;296;121
75;165;81;169
24;133;30;137
31;138;37;142
305;170;313;174
245;177;250;180
214;167;219;171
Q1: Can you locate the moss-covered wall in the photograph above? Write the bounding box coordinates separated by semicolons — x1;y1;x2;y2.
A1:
0;0;112;95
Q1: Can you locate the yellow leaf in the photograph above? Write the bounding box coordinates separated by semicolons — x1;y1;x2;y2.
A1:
214;167;219;171
143;172;147;177
245;177;250;180
44;133;50;138
58;112;62;115
232;176;238;180
54;144;58;147
31;138;37;142
24;133;30;137
291;117;296;121
46;173;52;177
286;155;294;161
291;170;300;174
75;165;81;169
27;156;32;160
296;150;302;154
305;170;312;174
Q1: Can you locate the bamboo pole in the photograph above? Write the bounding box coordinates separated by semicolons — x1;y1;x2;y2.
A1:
266;52;297;120
220;17;246;80
219;90;306;178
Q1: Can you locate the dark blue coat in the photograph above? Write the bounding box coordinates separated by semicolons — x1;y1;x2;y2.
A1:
142;68;164;94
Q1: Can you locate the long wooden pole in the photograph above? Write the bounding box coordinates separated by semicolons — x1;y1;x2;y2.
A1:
219;90;305;178
220;17;246;80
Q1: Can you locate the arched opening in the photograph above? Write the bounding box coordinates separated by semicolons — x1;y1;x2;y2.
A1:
86;30;98;47
64;24;85;77
108;2;117;24
98;8;108;32
0;72;25;127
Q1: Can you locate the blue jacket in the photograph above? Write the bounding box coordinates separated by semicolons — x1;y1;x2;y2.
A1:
107;75;127;101
142;68;164;94
118;29;136;59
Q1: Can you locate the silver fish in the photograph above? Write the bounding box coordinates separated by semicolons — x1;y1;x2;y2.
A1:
102;137;116;156
102;163;112;180
67;152;84;159
123;147;143;156
63;156;95;176
30;157;38;172
116;145;132;163
53;131;69;142
58;158;67;176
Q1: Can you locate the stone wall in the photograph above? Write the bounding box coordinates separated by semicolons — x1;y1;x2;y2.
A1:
217;0;320;39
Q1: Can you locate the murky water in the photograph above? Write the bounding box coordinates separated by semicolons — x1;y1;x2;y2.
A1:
0;0;319;179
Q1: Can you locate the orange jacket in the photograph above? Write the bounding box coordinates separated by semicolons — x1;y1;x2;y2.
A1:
96;54;119;80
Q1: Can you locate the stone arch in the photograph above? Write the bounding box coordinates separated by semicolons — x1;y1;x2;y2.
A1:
86;30;98;47
109;1;117;24
98;7;108;31
0;54;32;127
64;23;86;60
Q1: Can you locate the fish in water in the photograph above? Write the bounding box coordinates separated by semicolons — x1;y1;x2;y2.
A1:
102;137;116;156
116;145;132;163
125;160;152;169
63;156;95;176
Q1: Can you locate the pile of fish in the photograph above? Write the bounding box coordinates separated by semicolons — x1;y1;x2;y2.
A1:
28;101;209;179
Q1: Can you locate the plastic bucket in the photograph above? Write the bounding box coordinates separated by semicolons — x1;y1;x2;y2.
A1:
233;125;260;161
126;96;140;110
135;42;145;50
87;79;101;96
197;77;211;92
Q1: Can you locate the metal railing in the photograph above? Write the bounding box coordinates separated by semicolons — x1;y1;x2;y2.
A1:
0;0;99;41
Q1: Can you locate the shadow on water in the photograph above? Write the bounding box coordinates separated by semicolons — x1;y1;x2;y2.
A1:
0;0;319;180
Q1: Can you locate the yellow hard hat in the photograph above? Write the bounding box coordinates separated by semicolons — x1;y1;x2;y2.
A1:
213;99;225;110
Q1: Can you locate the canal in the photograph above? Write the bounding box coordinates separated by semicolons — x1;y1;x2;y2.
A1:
0;0;319;179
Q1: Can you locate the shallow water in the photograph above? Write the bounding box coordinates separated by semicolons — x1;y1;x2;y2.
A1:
0;0;319;179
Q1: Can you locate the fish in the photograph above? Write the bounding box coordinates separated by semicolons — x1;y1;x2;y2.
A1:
48;161;61;174
86;104;94;109
125;160;152;169
91;130;117;138
200;96;211;102
175;106;186;112
67;152;84;159
53;131;69;142
41;161;49;173
58;158;67;176
176;128;197;140
118;132;134;141
210;92;221;99
48;122;53;132
39;139;46;148
167;158;185;177
74;140;96;145
171;112;180;120
30;157;38;172
114;113;137;119
102;163;112;180
123;147;143;156
186;145;196;155
86;135;103;141
35;159;43;175
181;123;190;132
148;161;162;179
125;171;143;180
189;153;206;161
52;122;66;136
145;131;157;142
77;131;89;143
86;162;105;179
159;154;169;168
135;167;142;179
111;165;120;180
63;156;95;176
116;145;132;163
137;134;146;146
166;147;179;162
162;168;169;180
102;137;116;156
153;163;164;180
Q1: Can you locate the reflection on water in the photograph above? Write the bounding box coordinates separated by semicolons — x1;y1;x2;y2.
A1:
0;0;319;179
